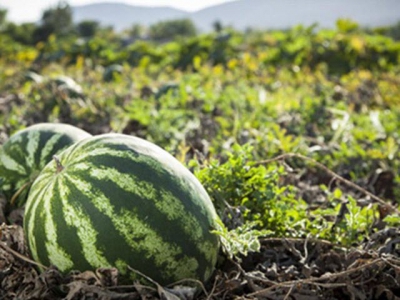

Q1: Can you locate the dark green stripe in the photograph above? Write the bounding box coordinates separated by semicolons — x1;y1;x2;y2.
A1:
30;182;51;268
36;132;75;169
52;178;92;272
33;132;47;169
4;133;29;174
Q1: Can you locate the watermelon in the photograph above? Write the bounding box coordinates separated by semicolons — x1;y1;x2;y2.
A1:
24;133;220;285
0;123;91;207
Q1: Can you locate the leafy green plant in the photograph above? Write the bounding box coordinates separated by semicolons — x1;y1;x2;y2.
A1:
308;187;379;247
192;144;385;248
191;144;307;235
213;219;272;259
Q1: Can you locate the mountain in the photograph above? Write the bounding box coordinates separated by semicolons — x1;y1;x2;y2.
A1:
72;2;187;30
191;0;400;30
72;0;400;32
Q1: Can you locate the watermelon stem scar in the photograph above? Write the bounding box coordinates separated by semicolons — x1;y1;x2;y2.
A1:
53;156;64;173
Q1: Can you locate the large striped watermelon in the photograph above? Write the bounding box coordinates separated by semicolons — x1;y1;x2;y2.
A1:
0;123;91;207
24;133;220;285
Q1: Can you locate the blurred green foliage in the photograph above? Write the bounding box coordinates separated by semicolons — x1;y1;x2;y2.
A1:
149;18;197;41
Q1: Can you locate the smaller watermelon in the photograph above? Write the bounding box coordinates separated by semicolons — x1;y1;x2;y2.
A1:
0;123;91;207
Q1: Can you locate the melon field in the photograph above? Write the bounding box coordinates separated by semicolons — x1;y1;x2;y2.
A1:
1;20;400;299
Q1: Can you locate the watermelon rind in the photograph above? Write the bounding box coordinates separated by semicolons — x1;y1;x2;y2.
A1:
24;133;220;285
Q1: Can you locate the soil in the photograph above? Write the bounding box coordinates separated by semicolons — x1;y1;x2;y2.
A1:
1;191;400;299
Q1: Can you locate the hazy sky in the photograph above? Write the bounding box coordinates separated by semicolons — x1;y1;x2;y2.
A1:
1;0;234;23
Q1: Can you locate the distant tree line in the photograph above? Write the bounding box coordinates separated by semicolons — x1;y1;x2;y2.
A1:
0;1;200;45
1;1;400;46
